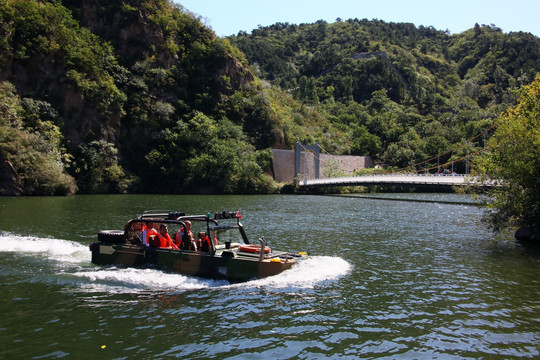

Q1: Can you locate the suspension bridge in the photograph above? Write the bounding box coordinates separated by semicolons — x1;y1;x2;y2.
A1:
294;125;499;190
299;173;499;190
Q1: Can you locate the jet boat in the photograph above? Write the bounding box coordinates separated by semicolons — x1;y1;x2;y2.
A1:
90;210;307;282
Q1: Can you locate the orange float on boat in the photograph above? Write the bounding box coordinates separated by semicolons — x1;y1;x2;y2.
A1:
239;244;271;254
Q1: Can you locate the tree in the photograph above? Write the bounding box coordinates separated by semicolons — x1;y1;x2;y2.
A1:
0;81;77;195
475;74;540;231
294;76;319;103
73;140;132;193
351;125;381;156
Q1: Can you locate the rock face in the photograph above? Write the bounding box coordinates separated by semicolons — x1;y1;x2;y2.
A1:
70;0;254;86
515;225;539;243
0;161;23;196
218;56;255;89
1;0;255;178
72;0;173;67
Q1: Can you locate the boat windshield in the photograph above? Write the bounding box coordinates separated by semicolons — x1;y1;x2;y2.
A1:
210;225;246;245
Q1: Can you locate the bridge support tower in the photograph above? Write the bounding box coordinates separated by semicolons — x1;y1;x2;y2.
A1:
295;142;320;180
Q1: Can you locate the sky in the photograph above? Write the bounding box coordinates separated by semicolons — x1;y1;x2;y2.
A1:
176;0;540;38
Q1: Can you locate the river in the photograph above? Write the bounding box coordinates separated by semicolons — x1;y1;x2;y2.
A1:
0;194;538;359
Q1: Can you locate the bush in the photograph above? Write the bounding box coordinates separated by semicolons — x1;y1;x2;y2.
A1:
475;75;540;230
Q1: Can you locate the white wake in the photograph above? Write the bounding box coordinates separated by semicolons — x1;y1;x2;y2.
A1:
0;233;351;293
0;232;89;264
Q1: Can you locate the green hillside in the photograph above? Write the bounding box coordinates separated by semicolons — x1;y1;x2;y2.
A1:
230;20;540;165
1;1;539;195
0;0;286;194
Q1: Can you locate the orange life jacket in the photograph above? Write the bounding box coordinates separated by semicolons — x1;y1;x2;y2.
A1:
200;236;217;252
141;226;158;246
154;233;174;248
175;229;193;248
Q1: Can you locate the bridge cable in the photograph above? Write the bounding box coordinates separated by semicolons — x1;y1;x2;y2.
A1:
296;124;498;176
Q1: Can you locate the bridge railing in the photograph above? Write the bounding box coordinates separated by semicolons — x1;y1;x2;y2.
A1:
299;173;501;187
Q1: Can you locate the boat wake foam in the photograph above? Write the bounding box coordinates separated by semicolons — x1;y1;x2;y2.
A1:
0;232;89;264
0;233;352;293
70;256;352;293
237;256;352;289
72;267;230;292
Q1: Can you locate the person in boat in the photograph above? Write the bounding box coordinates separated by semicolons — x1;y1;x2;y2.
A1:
195;232;205;251
141;221;158;247
198;232;218;252
153;224;179;249
175;220;193;249
124;221;142;245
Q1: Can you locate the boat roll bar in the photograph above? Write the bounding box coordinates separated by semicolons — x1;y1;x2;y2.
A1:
138;210;186;219
259;237;267;261
214;211;242;220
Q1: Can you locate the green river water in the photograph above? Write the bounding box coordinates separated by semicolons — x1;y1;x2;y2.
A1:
0;194;538;359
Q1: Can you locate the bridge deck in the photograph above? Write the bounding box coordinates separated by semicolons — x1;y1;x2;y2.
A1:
300;174;497;188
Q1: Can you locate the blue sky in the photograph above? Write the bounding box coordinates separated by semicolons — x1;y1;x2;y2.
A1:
176;0;540;38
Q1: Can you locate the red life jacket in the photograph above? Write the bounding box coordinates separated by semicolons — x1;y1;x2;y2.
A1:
154;233;174;248
141;226;158;246
175;229;193;248
200;236;214;252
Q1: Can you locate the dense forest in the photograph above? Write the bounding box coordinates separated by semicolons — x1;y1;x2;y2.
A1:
0;0;539;195
230;20;540;167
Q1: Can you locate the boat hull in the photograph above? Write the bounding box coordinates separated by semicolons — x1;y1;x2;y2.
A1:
90;242;296;282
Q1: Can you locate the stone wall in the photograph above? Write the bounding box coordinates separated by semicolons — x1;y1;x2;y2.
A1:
272;149;373;182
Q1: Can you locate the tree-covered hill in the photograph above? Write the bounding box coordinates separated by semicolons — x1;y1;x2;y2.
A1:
230;20;540;166
1;1;539;195
0;0;318;195
231;20;539;106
